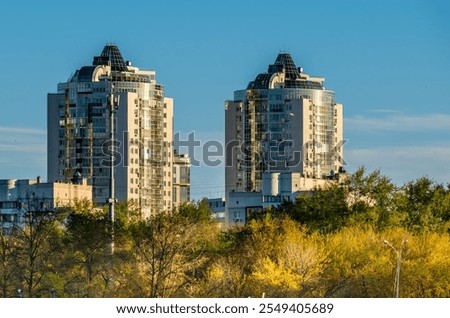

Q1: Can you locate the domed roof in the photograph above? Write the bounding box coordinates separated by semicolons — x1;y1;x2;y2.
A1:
247;53;323;90
92;44;127;72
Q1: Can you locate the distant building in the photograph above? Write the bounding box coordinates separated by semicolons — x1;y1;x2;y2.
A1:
0;177;92;233
226;171;344;226
261;171;330;208
226;191;262;226
172;151;191;205
48;44;174;218
207;197;226;228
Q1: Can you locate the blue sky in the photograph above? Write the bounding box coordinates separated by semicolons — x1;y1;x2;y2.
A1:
0;0;449;199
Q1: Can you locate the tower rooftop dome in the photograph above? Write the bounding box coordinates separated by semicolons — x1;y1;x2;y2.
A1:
247;53;323;90
92;44;127;71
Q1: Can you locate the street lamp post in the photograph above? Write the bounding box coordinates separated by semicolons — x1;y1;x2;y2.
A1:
108;84;119;254
384;238;408;298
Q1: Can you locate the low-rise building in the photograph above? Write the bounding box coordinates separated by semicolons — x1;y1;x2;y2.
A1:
226;191;262;226
0;176;92;233
226;171;346;226
207;197;226;228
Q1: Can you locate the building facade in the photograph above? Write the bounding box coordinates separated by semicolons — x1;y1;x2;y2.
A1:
0;177;92;233
48;44;174;218
172;151;191;205
207;197;226;229
226;172;339;226
225;53;344;195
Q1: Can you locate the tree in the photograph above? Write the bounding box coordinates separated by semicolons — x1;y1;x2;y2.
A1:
319;226;395;297
129;210;213;297
196;253;252;297
197;216;326;297
62;200;111;297
246;217;326;297
346;167;399;229
285;183;349;233
0;232;16;297
176;199;213;223
399;177;450;233
395;231;450;297
11;199;63;297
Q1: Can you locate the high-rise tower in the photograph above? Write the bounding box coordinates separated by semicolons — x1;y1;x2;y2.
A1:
225;53;344;194
48;44;174;217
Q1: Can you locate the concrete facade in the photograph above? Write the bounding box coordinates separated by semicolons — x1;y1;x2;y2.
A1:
0;178;92;233
172;151;191;206
225;53;344;196
47;45;174;218
207;197;226;229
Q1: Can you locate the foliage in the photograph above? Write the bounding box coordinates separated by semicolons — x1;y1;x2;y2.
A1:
62;200;112;297
193;216;327;297
397;177;450;233
0;232;16;297
10;203;63;297
1;171;449;298
290;184;349;233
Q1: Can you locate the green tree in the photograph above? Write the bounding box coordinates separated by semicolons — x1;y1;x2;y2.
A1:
176;199;213;223
286;183;349;233
62;200;111;297
345;167;399;229
399;177;450;232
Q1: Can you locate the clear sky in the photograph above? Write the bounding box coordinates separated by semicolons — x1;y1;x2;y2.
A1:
0;0;449;199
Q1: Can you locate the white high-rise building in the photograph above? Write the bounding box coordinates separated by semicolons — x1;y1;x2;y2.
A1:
48;44;174;217
225;53;344;195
